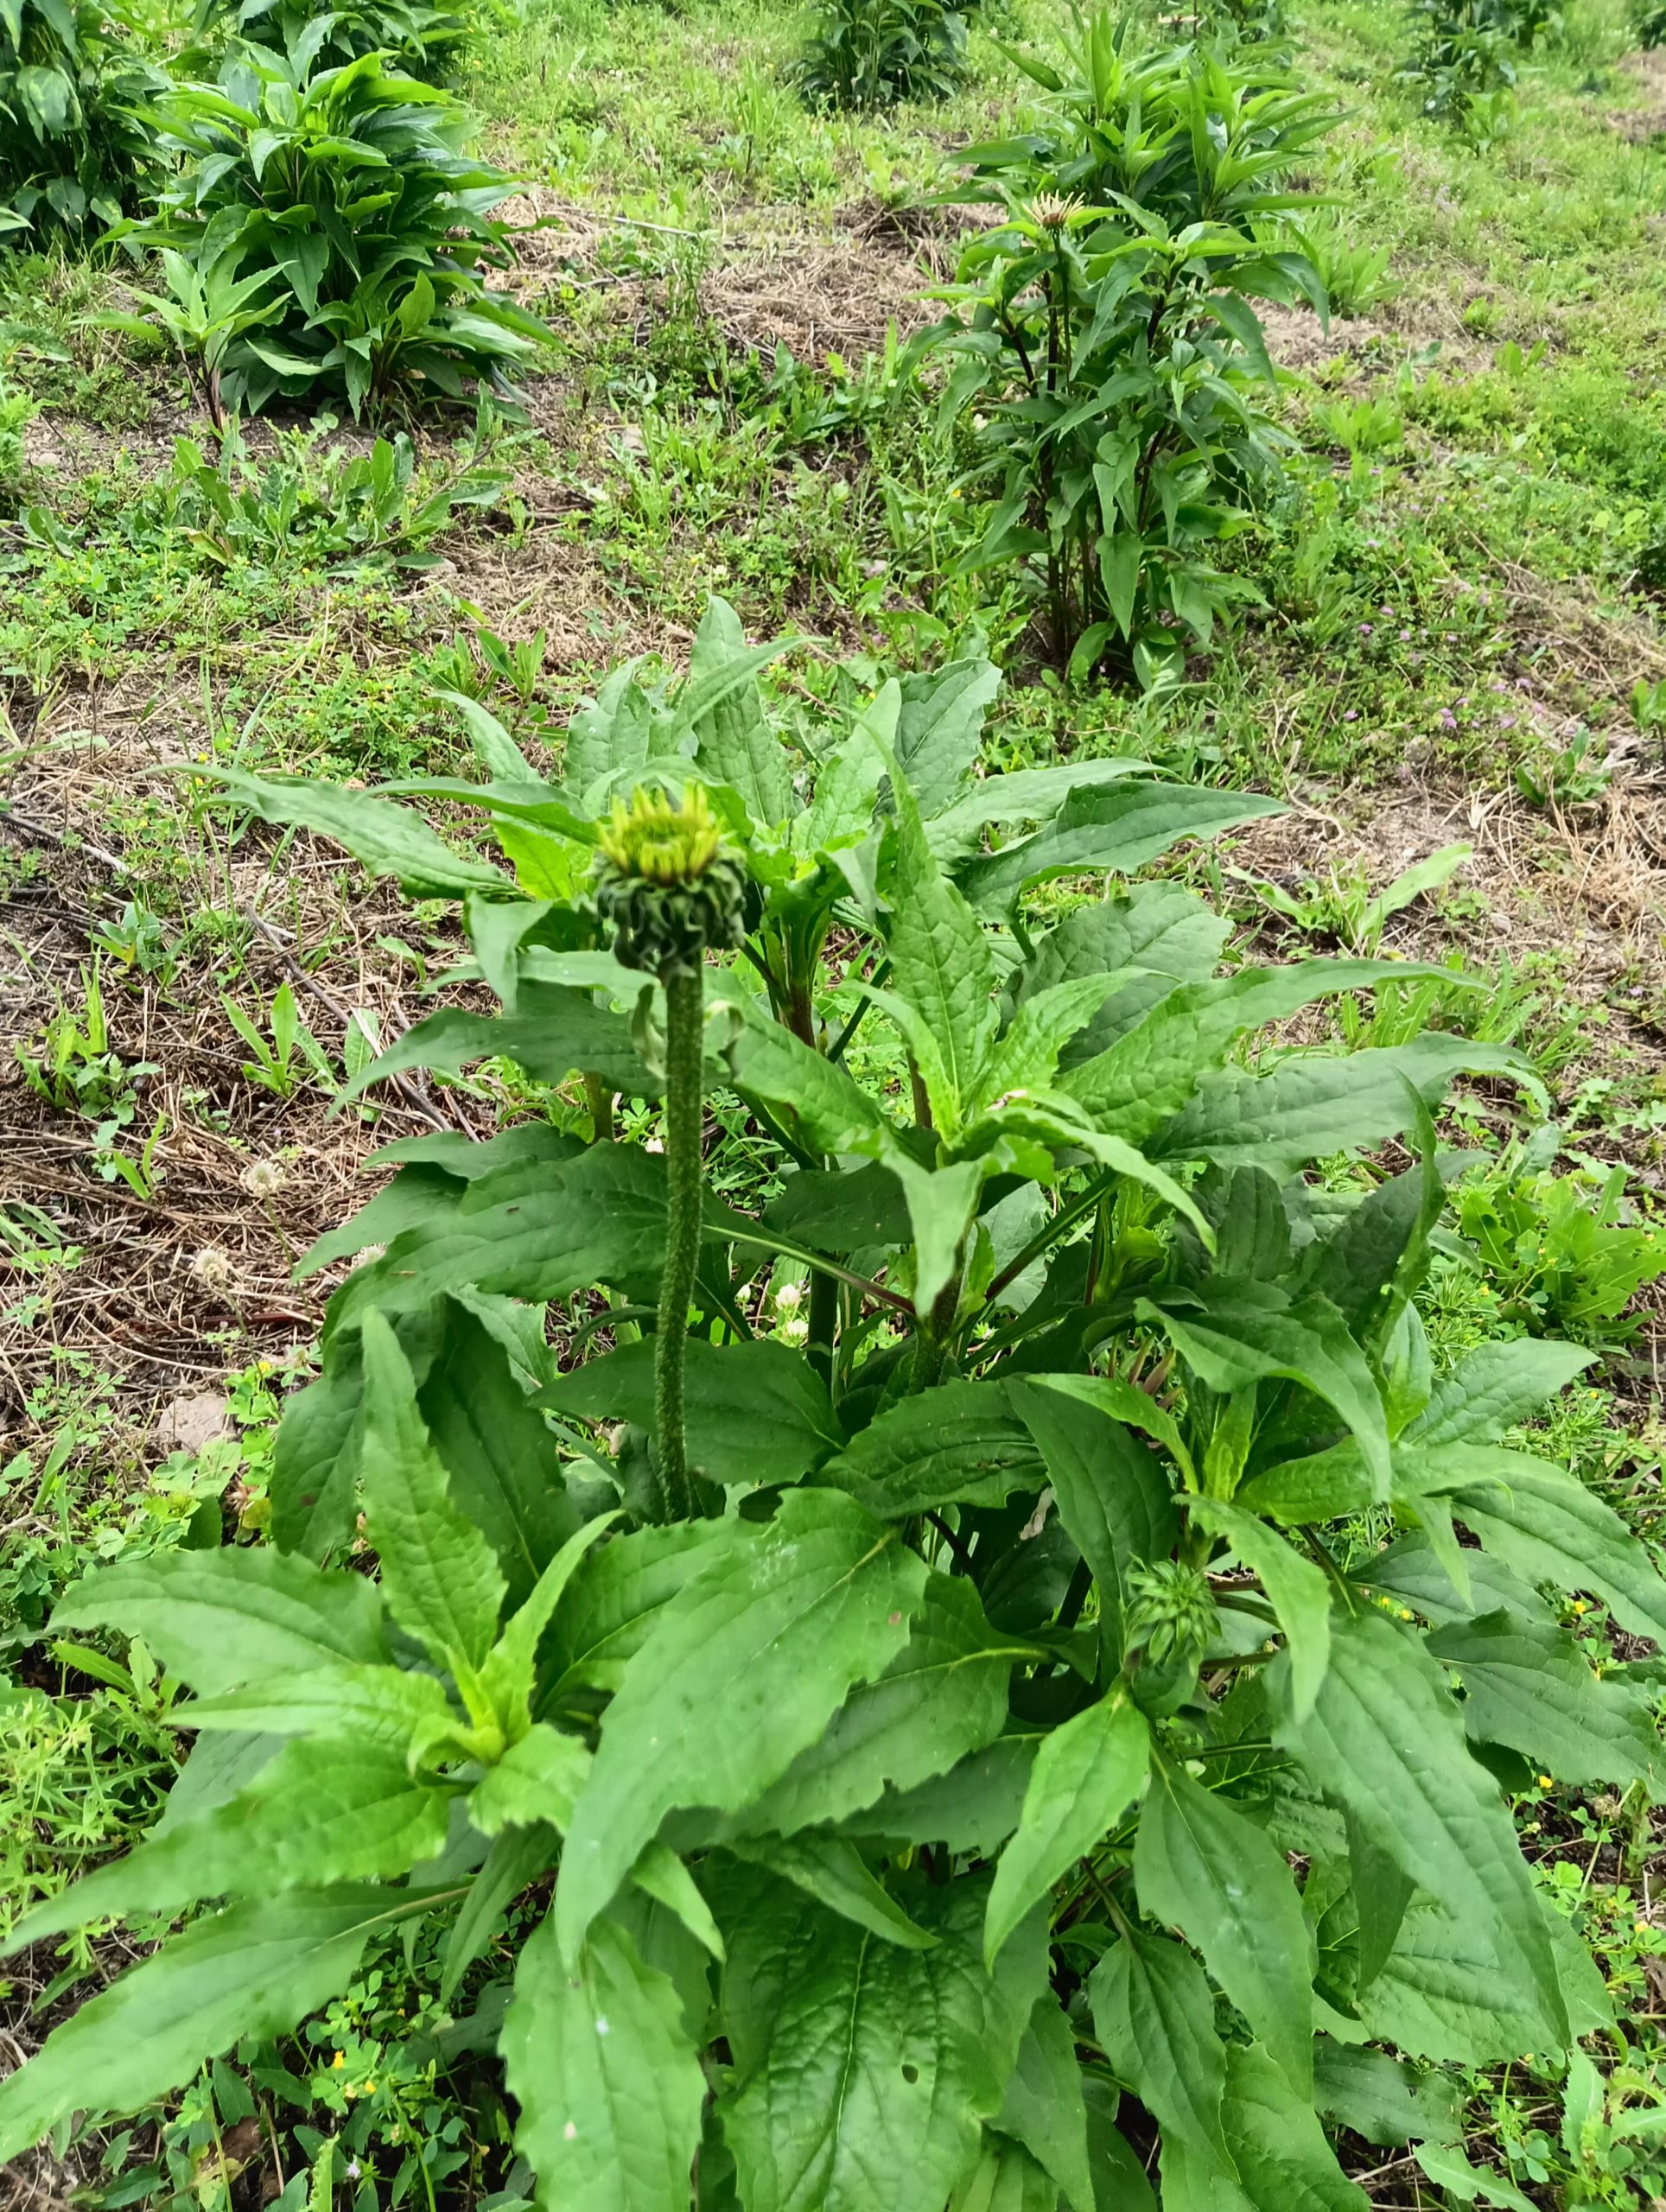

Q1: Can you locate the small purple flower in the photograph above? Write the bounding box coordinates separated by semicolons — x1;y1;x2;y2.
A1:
1500;715;1517;728
1439;709;1458;728
1345;709;1358;721
1400;628;1412;640
1359;622;1374;635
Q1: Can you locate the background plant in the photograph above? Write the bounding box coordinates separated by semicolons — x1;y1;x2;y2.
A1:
794;0;970;112
0;0;160;233
125;44;551;416
926;22;1338;685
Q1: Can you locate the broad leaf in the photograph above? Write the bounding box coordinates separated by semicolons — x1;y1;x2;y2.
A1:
470;1723;593;1835
882;743;997;1121
502;1907;706;2212
959;782;1283;916
543;1522;741;1700
1089;1927;1230;2167
985;1692;1149;1970
545;1338;842;1488
211;766;508;897
730;1574;1026;1835
480;1514;619;1738
1447;1448;1666;1643
1405;1341;1596;1450
50;1548;388;1694
821;1380;1045;1516
1216;2042;1367;2212
1270;1610;1567;2051
1133;1761;1313;2093
714;1867;1047;2212
0;1888;423;2158
995;1993;1095;2212
1427;1609;1659;1790
894;656;1002;817
1188;1499;1331;1722
727;1834;936;1949
689;596;792;830
177;1660;458;1748
359;1311;506;1672
556;1491;925;1956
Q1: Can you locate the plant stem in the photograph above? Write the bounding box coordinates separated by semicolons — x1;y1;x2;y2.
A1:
655;961;704;1521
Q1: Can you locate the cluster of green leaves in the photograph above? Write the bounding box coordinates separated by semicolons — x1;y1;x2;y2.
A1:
117;42;549;416
135;410;512;576
0;0;161;233
925;17;1338;686
214;0;467;74
1450;1157;1666;1344
1397;0;1559;127
794;0;970;112
4;601;1661;2211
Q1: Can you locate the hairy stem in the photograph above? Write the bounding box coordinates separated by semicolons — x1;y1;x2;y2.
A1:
655;962;704;1520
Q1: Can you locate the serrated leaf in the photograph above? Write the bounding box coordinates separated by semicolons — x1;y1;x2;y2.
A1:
0;1888;423;2159
714;1867;1047;2212
722;992;894;1154
1446;1447;1666;1643
544;1338;842;1488
470;1722;594;1836
689;597;793;830
1412;2142;1536;2212
882;732;998;1119
359;1310;506;1673
821;1379;1045;1516
49;1548;388;1695
728;1834;937;1949
177;1661;458;1747
480;1516;618;1738
1089;1927;1230;2167
1133;1761;1313;2093
1006;1378;1179;1656
5;1737;449;1955
208;766;507;898
502;1907;706;2212
1271;1609;1567;2051
338;985;647;1103
556;1491;925;1957
960;783;1283;917
1142;1289;1391;1500
1426;1609;1659;1789
895;657;1002;817
1405;1341;1596;1449
730;1574;1024;1836
995;1994;1095;2212
1189;1500;1331;1722
1217;2042;1367;2211
986;1693;1148;1969
544;1522;741;1700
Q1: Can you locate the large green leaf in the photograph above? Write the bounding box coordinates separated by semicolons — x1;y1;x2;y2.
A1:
0;1888;424;2158
1153;1039;1539;1179
210;766;507;897
1446;1448;1666;1643
339;985;648;1103
1132;1762;1313;2093
1271;1610;1567;2051
985;1692;1149;1970
1426;1609;1659;1789
1017;886;1230;1018
995;1994;1095;2212
894;657;1002;817
480;1514;620;1736
1089;1926;1230;2167
1007;1378;1180;1653
176;1660;458;1748
1142;1289;1390;1499
1354;1896;1580;2065
419;1297;578;1610
820;1380;1045;1516
689;596;793;830
884;753;998;1122
1188;1499;1330;1722
502;1907;706;2212
359;1311;506;1673
727;1834;936;1949
470;1722;593;1834
1405;1342;1596;1450
1216;2043;1367;2212
728;1574;1026;1836
959;783;1283;917
1060;963;1426;1141
714;1867;1047;2212
722;994;894;1154
543;1522;741;1700
839;1736;1039;1855
3;1741;450;1953
49;1548;388;1694
544;1338;842;1488
928;758;1153;857
556;1491;925;1955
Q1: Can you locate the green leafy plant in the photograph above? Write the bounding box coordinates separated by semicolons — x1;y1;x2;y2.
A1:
1513;724;1614;809
1;607;1650;2212
926;21;1338;685
794;0;969;111
0;0;160;232
1451;1157;1666;1342
222;980;332;1096
231;0;467;71
1288;221;1401;319
1398;0;1555;126
16;964;159;1121
0;363;35;499
126;44;551;416
1230;841;1472;952
1312;392;1407;457
150;414;513;574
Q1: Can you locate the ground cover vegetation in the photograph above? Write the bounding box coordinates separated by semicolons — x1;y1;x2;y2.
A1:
3;0;1666;2205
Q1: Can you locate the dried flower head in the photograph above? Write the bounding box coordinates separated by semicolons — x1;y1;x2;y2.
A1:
239;1159;286;1201
1031;192;1078;232
188;1245;235;1292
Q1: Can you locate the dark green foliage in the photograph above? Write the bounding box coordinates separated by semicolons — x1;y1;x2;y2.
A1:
0;0;161;232
1397;0;1556;124
0;604;1648;2209
125;45;551;416
926;17;1338;684
794;0;968;111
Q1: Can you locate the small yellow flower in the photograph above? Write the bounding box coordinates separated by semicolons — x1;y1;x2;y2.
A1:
331;2052;346;2069
1572;1599;1587;1613
1537;1775;1554;1790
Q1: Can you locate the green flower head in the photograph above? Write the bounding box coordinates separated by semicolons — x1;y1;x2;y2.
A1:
593;783;751;976
1123;1558;1219;1670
